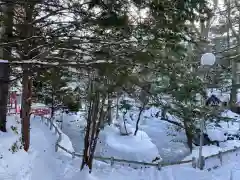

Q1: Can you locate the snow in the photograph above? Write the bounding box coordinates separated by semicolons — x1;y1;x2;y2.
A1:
207;128;227;141
31;103;48;109
52;121;75;157
221;110;240;120
3;106;240;179
96;125;162;167
205;110;240;142
54;111;162;166
118;106;189;163
184;110;240;161
57;106;188;164
55;112;86;153
2;113;240;180
0;116;30;179
183;140;240;162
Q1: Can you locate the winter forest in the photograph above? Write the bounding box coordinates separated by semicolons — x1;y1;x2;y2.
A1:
1;0;240;179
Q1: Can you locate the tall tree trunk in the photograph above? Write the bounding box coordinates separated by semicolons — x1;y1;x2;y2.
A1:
21;69;32;151
20;2;35;151
107;95;112;125
81;79;93;170
134;86;149;136
230;60;237;110
116;93;120;121
134;105;145;136
0;1;13;132
0;62;10;132
226;0;238;110
183;119;193;152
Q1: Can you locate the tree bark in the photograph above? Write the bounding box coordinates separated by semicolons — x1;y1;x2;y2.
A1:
0;63;10;132
230;60;237;110
107;95;112;125
183;119;193;152
21;69;32;151
0;1;13;132
134;106;145;136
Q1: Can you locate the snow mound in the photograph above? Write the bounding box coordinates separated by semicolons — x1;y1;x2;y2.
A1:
0;115;32;180
206;110;240;142
115;106;189;163
96;125;161;167
141;117;189;163
221;110;240;120
52;121;75;157
207;128;227;142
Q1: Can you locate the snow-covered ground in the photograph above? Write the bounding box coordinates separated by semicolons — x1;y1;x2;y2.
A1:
0;114;222;179
3;113;240;179
55;107;240;168
0;115;66;180
56;107;190;163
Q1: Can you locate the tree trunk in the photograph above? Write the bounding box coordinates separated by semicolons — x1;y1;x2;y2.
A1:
183;120;193;152
116;94;120;121
88;99;106;171
0;1;13;132
230;61;237;111
134;87;149;136
134;106;145;136
107;95;112;125
0;63;10;132
21;69;32;151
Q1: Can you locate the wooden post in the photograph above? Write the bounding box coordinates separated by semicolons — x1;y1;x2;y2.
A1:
197;156;205;170
72;152;75;159
60;113;63;130
110;157;114;166
192;157;197;168
230;170;233;180
157;162;162;170
218;151;223;165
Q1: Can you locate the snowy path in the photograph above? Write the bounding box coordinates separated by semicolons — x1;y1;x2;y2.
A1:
27;116;60;180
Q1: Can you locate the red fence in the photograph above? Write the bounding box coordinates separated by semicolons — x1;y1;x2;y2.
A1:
7;107;51;116
32;108;51;116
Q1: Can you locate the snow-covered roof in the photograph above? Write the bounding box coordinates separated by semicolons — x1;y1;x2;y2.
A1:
207;89;230;102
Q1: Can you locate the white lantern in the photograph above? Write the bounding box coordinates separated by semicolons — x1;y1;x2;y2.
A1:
200;53;216;66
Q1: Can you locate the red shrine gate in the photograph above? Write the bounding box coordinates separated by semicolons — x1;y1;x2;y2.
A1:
8;91;19;114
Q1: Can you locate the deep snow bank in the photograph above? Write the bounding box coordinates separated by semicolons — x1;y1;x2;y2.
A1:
95;124;161;167
0;115;33;180
52;121;75;157
119;106;190;163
